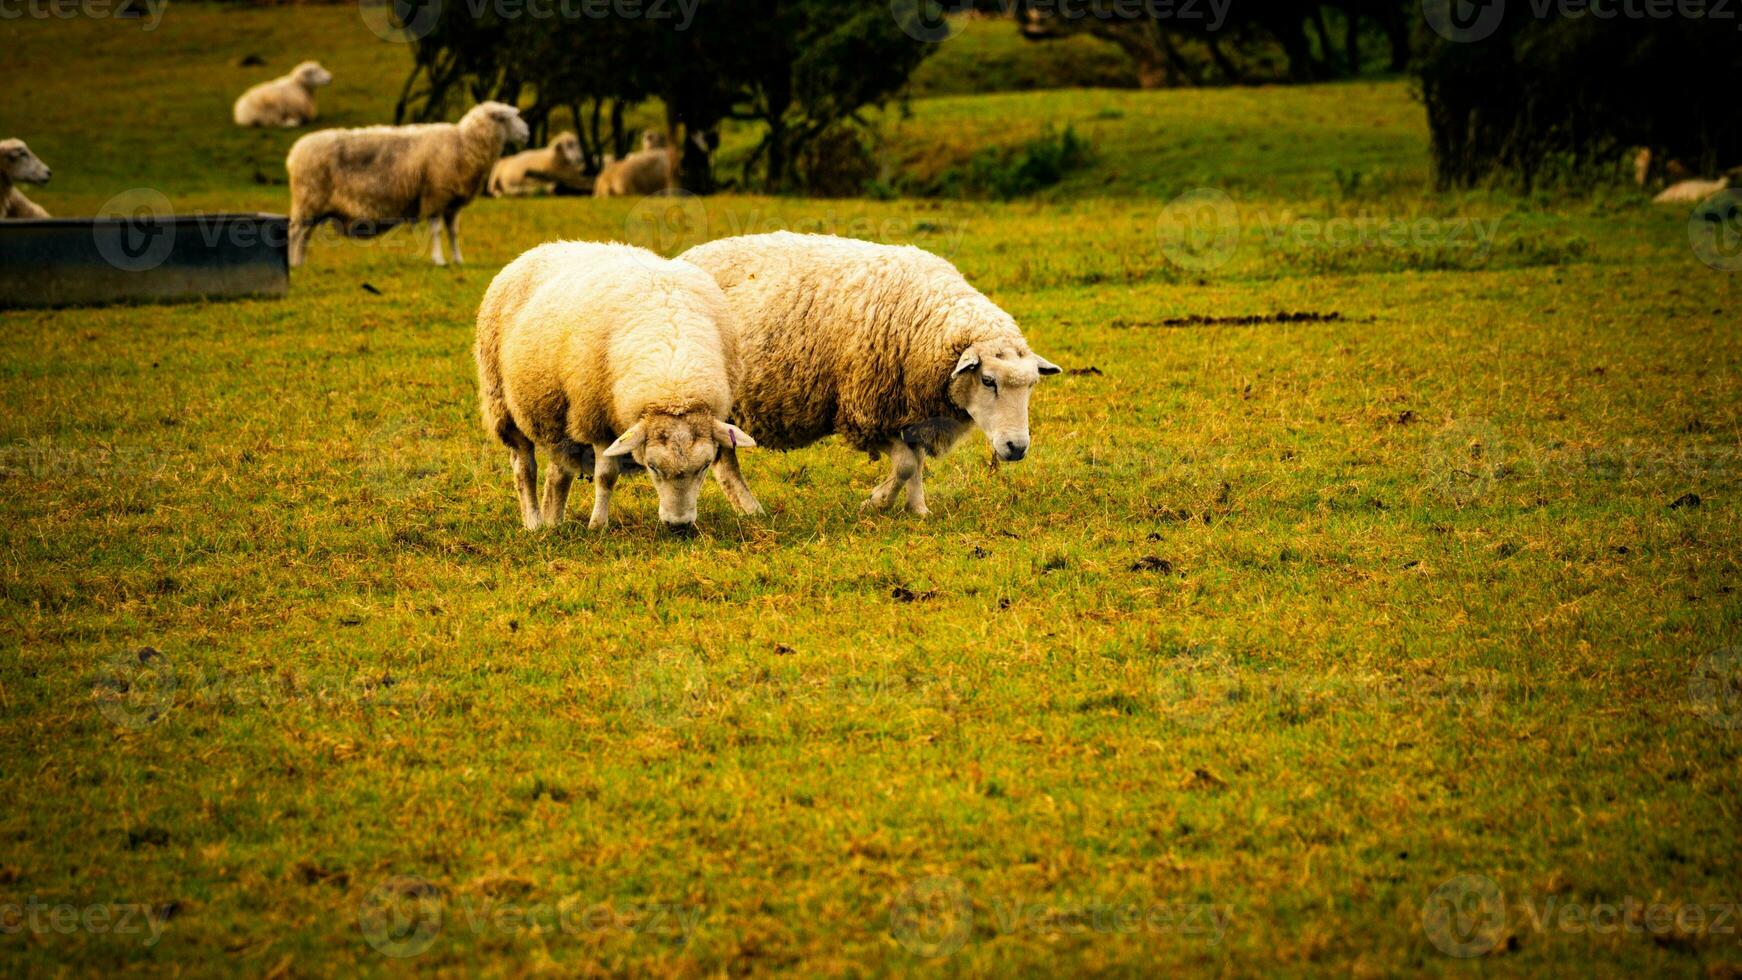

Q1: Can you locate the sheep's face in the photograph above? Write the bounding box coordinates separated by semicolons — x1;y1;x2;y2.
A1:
294;62;333;88
474;102;531;147
603;411;757;531
553;133;583;168
948;344;1060;462
1;140;50;185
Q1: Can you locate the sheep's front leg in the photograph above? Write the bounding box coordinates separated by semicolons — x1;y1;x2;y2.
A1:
287;221;309;268
540;467;574;527
711;447;763;516
864;440;923;514
589;450;622;529
427;216;446;266
510;443;541;530
443;212;463;265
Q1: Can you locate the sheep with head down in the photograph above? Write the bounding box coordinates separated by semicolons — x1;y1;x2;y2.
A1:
233;61;332;128
1;139;51;219
475;241;761;533
680;232;1060;516
285;101;528;267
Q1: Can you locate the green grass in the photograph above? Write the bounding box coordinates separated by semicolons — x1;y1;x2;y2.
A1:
5;6;1742;976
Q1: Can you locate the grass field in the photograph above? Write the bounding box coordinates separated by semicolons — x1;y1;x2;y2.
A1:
4;5;1742;976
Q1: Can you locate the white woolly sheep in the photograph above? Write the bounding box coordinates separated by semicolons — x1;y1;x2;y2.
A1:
1;139;51;219
233;61;333;128
680;232;1060;516
286;101;529;267
593;133;673;197
1655;175;1732;205
475;240;761;532
487;131;587;197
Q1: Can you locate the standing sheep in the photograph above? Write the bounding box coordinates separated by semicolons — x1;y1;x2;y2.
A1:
680;232;1061;516
233;61;333;128
593;131;673;197
286;101;528;268
487;131;586;197
475;241;762;532
1;139;51;219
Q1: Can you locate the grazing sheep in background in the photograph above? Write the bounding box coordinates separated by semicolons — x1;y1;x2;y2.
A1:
1;139;51;219
487;131;586;197
233;61;333;128
593;131;673;197
680;232;1061;516
475;241;761;532
1654;172;1734;205
286;101;529;268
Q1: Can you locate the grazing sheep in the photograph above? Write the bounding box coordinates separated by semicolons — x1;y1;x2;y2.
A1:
233;61;333;128
487;131;586;197
286;101;529;268
593;131;673;197
680;232;1060;516
1;139;51;219
475;241;762;532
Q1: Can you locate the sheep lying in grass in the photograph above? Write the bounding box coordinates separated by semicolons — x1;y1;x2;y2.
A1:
286;101;528;267
487;131;586;197
475;241;761;532
681;232;1060;516
1;139;51;219
593;132;672;197
233;61;332;128
1654;171;1735;205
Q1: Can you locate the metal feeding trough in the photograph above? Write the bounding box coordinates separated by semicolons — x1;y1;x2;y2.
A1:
0;212;289;309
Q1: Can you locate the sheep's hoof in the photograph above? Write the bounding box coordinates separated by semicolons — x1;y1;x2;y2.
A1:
907;503;931;518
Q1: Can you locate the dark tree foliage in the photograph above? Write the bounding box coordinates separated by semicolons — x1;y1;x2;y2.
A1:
391;0;932;193
1416;17;1742;188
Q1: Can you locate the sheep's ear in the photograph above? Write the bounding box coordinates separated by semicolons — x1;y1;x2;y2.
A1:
951;346;981;379
713;421;756;450
603;422;647;457
1035;355;1062;376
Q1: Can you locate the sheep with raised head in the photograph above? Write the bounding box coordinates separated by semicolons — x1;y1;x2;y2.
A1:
487;131;587;197
286;101;528;267
679;232;1061;516
1;139;51;219
233;61;333;128
475;241;762;532
593;131;673;197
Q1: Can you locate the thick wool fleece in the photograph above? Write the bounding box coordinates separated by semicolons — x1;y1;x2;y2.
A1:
679;232;1034;455
592;148;671;197
488;134;586;196
475;241;740;452
288;103;512;233
233;62;328;127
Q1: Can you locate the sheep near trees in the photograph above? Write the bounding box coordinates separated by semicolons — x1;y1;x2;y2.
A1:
681;232;1060;517
0;139;51;219
487;132;587;197
592;136;673;197
474;241;761;532
233;61;333;128
285;102;528;268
